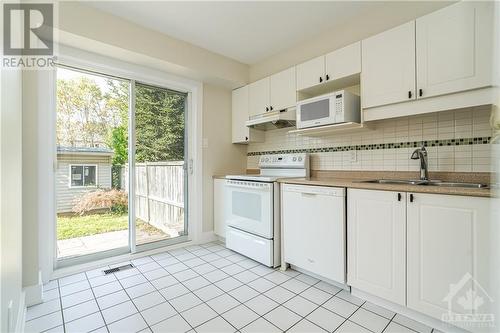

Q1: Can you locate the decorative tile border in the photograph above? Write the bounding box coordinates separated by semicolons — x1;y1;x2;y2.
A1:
247;136;492;156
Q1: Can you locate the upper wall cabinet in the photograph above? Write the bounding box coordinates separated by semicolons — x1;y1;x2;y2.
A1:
362;1;494;111
248;67;296;117
248;77;271;117
232;86;263;144
296;41;361;92
296;56;325;91
362;21;416;109
325;42;361;82
270;67;297;111
416;1;493;99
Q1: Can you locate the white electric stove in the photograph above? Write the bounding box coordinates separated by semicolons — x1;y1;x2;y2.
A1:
224;153;309;267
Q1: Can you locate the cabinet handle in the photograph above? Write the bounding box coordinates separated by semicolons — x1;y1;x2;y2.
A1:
398;193;402;201
408;91;412;99
319;76;323;83
245;136;248;141
410;194;414;203
326;74;330;81
419;89;423;97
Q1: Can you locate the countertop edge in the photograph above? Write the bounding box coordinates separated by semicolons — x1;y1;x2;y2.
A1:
276;178;492;198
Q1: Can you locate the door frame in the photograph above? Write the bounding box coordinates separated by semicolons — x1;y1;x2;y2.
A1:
42;44;203;275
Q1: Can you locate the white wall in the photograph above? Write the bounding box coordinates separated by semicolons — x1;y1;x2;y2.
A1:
249;2;452;81
22;71;41;291
0;68;24;332
58;2;249;89
202;84;247;233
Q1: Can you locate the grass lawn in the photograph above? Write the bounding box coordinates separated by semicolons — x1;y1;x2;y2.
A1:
57;213;128;240
57;213;167;240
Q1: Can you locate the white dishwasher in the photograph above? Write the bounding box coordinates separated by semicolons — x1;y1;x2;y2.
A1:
282;184;346;284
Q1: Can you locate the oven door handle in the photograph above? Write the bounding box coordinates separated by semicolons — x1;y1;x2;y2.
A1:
225;182;271;191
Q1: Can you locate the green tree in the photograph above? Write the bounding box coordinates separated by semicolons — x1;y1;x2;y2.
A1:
135;84;186;163
57;73;186;166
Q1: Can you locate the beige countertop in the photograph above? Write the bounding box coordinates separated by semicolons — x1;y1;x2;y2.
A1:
215;171;492;197
277;177;491;198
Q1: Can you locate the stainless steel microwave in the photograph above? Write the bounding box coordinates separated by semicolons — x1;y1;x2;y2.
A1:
296;90;360;129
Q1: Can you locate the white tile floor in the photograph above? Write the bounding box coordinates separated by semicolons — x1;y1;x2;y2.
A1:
26;242;440;333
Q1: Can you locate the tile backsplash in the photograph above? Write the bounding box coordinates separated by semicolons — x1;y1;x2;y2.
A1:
247;106;494;173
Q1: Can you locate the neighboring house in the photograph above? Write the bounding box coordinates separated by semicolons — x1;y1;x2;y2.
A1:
56;146;113;213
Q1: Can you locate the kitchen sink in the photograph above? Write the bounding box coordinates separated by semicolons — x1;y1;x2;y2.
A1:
358;179;427;185
358;179;488;189
424;181;489;189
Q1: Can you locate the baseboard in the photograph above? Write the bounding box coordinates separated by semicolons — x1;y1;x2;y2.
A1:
14;291;26;333
199;231;218;244
288;264;350;292
351;288;470;333
23;271;43;306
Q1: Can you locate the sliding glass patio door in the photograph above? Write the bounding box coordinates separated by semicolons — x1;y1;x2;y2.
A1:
55;65;189;266
132;82;188;249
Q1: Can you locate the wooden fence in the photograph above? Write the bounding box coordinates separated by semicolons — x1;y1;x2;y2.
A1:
121;161;185;236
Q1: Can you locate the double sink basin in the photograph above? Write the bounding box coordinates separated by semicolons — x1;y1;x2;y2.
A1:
359;179;488;189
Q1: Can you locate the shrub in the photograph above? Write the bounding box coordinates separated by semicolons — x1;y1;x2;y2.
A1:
73;189;128;215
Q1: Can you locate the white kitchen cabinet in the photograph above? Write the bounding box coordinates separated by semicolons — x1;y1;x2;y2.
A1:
231;86;263;144
407;193;491;320
347;189;406;305
282;184;346;283
325;41;361;82
296;56;325;91
248;77;271;117
416;1;493;99
270;67;296;111
213;178;226;238
362;21;416;109
296;42;361;92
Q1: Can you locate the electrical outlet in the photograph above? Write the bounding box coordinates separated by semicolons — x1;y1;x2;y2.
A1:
350;150;357;163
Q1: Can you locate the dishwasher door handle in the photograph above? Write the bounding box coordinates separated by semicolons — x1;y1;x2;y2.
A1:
301;192;318;197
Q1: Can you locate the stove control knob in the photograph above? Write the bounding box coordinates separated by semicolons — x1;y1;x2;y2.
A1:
298;157;303;162
292;157;297;162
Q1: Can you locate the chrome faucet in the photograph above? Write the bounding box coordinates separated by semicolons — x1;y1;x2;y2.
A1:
411;146;429;181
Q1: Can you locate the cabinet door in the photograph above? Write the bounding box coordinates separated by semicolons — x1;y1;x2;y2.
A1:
248;77;270;117
213;179;226;238
362;21;416;108
283;186;345;283
407;193;491;320
416;2;493;99
296;56;325;91
325;42;361;81
231;86;250;143
270;67;296;111
347;189;406;305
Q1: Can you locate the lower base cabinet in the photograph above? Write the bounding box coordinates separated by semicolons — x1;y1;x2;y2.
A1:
213;178;226;238
347;189;406;305
407;193;491;320
348;189;491;322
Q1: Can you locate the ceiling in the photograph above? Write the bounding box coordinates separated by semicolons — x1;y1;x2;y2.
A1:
87;1;448;65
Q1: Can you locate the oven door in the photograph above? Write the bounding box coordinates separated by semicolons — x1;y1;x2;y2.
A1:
225;179;274;239
297;96;336;129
